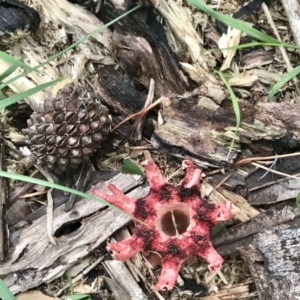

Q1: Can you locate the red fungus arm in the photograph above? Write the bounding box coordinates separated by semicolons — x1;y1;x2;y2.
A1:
152;256;182;291
107;235;145;261
91;184;136;214
142;160;167;189
201;241;224;272
209;201;236;223
182;160;202;188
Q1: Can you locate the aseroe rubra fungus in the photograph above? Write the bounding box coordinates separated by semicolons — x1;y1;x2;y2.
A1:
91;160;236;291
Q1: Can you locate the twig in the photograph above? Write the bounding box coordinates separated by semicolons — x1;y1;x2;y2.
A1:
35;165;56;245
134;78;155;141
281;0;300;46
208;172;233;197
0;123;9;260
206;152;300;175
54;255;105;297
257;157;278;180
111;95;168;132
251;162;300;179
18;190;48;198
262;3;300;95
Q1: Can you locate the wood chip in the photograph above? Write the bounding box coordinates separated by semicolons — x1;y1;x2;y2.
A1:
103;260;148;300
0;122;9;261
16;290;59;300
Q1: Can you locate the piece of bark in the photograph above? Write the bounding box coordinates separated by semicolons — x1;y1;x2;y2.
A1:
247;178;300;205
246;69;282;85
244;155;300;205
152;87;300;168
16;290;60;300
216;212;300;299
96;0;188;98
7;171;119;227
103;260;148;300
216;235;254;257
239;244;279;300
213;199;300;248
238;218;300;300
203;182;259;222
0;123;9;261
255;224;300;287
239;50;274;70
281;0;300;46
95;66;146;116
228;74;259;87
0;172;147;294
200;282;257;300
6;199;31;227
246;156;300;191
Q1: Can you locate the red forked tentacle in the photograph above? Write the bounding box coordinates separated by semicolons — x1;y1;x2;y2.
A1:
91;184;136;214
142;160;167;189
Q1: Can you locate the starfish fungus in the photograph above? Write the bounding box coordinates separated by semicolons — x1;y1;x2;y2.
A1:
91;160;236;291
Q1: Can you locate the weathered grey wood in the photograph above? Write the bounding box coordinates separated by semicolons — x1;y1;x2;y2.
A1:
237;219;300;300
255;225;300;288
103;260;148;300
245;156;300;205
247;178;300;205
0;172;148;294
213;200;300;247
238;245;281;300
281;0;300;46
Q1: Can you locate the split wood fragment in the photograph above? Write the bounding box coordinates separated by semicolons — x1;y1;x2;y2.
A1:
0;123;9;261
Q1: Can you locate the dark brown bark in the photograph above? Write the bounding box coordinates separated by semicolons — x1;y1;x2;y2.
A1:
0;123;9;261
96;0;188;98
153;86;300;168
95;65;146;116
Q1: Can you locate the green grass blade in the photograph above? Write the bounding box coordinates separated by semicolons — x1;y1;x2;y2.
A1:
296;192;300;208
0;55;26;82
188;0;280;44
0;279;16;300
268;64;300;101
0;5;141;91
0;169;110;206
0;170;137;221
0;77;66;109
66;270;74;295
0;51;34;72
65;295;92;300
122;157;145;177
216;70;240;156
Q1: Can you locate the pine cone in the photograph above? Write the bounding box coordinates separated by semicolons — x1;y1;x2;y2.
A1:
23;85;111;174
